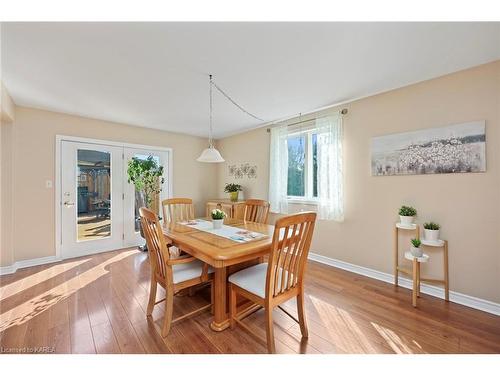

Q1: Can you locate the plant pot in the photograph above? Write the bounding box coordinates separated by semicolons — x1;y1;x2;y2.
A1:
410;246;423;257
212;219;223;229
424;229;440;242
229;191;239;202
399;215;415;226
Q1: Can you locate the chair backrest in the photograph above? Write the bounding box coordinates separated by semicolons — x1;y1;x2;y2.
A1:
244;199;270;224
266;212;317;298
162;198;194;224
140;207;171;283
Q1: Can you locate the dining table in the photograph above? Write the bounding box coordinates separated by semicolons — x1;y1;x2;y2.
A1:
162;217;275;331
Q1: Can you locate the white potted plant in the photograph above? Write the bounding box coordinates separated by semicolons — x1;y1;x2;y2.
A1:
211;208;226;229
423;222;440;242
399;205;417;226
410;238;423;257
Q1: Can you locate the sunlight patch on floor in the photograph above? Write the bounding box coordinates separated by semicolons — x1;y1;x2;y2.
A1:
0;258;91;301
309;294;377;353
0;250;136;332
371;322;420;354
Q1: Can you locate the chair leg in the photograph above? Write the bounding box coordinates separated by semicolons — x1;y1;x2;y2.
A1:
229;283;237;329
161;289;174;337
147;278;157;316
297;291;308;338
265;306;276;354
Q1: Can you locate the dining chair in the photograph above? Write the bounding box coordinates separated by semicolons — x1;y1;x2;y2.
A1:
228;211;317;353
161;197;195;258
162;197;195;224
243;199;270;224
140;207;214;337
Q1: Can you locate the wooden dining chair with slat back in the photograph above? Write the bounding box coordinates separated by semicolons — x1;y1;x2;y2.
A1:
162;198;195;224
162;197;195;257
244;199;270;224
140;207;214;337
228;211;317;353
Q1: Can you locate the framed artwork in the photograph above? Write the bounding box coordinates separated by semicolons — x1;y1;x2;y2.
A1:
228;163;257;179
371;121;486;176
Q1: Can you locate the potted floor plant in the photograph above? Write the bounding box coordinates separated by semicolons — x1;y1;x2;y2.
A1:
410;238;423;257
224;183;242;202
211;208;226;229
423;222;440;242
399;205;417;226
127;156;165;250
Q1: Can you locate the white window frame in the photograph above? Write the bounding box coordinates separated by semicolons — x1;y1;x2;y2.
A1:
286;128;320;205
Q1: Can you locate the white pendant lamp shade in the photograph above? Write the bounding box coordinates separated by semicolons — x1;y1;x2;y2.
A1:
197;145;225;163
198;74;225;163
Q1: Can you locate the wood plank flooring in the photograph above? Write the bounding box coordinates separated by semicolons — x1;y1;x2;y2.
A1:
1;248;499;354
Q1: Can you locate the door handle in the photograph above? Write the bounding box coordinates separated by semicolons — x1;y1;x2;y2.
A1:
64;201;75;207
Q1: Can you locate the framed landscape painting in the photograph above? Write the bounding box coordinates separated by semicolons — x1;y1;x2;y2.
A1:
371;121;486;176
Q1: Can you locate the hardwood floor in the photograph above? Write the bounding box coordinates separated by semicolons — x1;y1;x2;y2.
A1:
1;248;499;354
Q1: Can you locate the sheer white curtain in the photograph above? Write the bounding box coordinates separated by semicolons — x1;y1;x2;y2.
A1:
269;124;289;214
316;114;344;221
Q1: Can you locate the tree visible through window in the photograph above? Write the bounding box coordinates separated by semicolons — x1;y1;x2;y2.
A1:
287;136;305;196
312;133;318;197
287;132;319;199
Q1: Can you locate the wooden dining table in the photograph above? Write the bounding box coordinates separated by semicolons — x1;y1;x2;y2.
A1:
162;217;275;331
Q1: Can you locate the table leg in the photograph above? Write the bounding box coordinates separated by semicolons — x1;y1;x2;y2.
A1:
210;266;230;331
412;258;417;307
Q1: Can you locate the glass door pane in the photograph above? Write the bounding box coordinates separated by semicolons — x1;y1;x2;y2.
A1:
132;154;161;233
61;141;124;260
123;148;170;247
77;150;111;241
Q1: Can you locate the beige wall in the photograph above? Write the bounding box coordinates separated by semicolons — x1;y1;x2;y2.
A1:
217;61;500;303
1;122;15;267
1;82;15;122
0;83;15;267
4;106;217;264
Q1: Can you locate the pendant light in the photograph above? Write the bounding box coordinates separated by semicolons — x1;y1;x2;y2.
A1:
197;74;225;163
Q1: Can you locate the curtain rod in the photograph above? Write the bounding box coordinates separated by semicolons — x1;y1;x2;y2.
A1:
266;108;347;133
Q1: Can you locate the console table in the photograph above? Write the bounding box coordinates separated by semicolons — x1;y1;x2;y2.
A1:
206;199;245;219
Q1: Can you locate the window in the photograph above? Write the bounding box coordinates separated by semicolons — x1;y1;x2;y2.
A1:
286;130;318;201
269;114;344;221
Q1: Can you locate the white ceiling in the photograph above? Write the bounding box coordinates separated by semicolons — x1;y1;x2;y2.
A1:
1;22;499;138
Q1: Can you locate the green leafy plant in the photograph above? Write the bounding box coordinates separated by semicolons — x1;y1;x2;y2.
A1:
423;222;440;230
224;183;242;193
127;156;165;208
211;209;226;220
399;205;417;216
411;238;421;248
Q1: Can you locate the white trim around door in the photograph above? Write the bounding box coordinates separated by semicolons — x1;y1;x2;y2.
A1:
55;135;173;260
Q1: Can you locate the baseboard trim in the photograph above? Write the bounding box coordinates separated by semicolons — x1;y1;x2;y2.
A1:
308;252;500;316
0;256;60;276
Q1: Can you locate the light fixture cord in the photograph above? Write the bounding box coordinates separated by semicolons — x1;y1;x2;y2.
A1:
209;74;213;147
211;77;265;122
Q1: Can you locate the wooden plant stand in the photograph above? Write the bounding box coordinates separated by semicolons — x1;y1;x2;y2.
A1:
393;223;420;286
420;239;450;301
394;222;450;306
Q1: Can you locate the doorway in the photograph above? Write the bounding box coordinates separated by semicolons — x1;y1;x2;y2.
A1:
57;136;172;260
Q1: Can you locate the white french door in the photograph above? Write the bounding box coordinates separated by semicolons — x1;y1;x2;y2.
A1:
59;138;171;260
